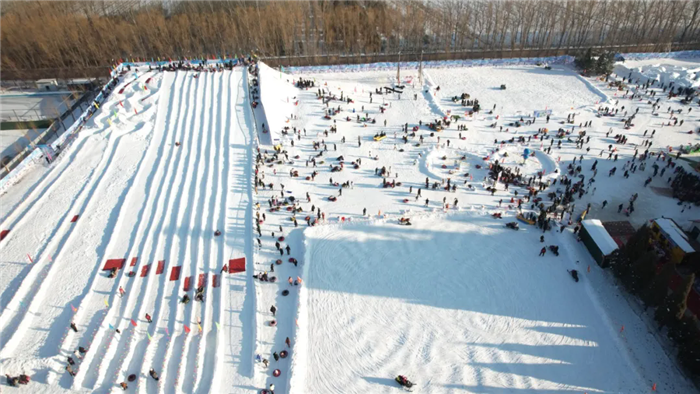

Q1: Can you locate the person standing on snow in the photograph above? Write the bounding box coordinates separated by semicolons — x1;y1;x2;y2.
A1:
285;337;291;347
286;245;291;255
145;313;152;323
539;247;547;256
270;305;276;317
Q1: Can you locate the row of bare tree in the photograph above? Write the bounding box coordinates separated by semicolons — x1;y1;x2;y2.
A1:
2;0;699;79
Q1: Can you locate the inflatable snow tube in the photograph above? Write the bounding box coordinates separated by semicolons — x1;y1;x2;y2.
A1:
281;290;290;296
305;216;310;221
286;207;293;211
403;199;409;203
269;276;277;283
128;374;137;382
278;236;285;242
288;257;297;263
275;259;283;265
270;320;277;327
273;369;281;377
280;350;288;358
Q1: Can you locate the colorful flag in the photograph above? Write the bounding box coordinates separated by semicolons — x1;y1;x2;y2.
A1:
198;323;202;332
165;327;170;336
104;299;109;307
215;322;220;330
130;319;137;327
71;304;78;313
184;325;191;334
108;323;114;330
147;332;152;341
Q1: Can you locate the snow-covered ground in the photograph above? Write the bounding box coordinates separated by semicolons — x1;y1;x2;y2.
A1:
291;214;682;393
0;57;698;393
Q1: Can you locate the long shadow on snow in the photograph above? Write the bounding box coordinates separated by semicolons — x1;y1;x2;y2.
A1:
304;215;617;392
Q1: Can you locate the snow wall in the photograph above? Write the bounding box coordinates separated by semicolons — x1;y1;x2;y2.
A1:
257;62;299;146
281;50;700;74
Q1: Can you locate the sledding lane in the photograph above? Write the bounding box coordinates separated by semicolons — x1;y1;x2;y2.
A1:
93;72;198;391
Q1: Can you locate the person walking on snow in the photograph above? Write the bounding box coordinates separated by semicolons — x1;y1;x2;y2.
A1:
539;247;547;256
149;369;159;381
119;286;125;297
145;313;152;323
269;383;275;394
288;277;293;286
285;337;291;347
286;245;291;255
70;322;78;332
270;305;276;317
273;352;279;361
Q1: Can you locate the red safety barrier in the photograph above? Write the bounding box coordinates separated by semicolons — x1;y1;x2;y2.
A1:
0;230;9;241
103;259;125;271
156;260;165;275
140;264;150;277
169;266;181;281
212;275;220;288
228;258;245;273
197;273;206;288
70;215;79;223
130;257;138;267
183;276;192;292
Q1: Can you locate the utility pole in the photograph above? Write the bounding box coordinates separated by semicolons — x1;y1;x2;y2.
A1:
396;51;401;85
418;50;424;86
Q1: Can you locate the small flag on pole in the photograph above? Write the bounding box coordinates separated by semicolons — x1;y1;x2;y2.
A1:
215;322;220;330
130;319;137;327
165;327;170;336
71;304;78;313
198;323;202;332
27;254;34;264
104;299;109;307
184;325;191;334
109;323;115;330
147;332;152;341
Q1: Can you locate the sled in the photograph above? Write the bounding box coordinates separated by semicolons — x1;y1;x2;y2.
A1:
373;135;386;141
516;213;535;225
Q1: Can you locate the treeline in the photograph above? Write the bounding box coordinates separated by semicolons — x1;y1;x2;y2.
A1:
608;225;700;378
2;0;700;79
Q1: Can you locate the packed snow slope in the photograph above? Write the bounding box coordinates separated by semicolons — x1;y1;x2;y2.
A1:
293;214;647;393
0;68;255;393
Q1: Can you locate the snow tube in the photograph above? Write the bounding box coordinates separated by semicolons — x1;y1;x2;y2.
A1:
305;216;310;221
259;219;264;224
278;236;285;242
275;259;283;265
269;276;277;283
328;196;337;202
306;176;311;180
273;369;281;377
286;207;293;211
403;199;409;203
128;374;137;382
288;258;297;263
270;320;277;327
281;290;289;296
280;350;288;358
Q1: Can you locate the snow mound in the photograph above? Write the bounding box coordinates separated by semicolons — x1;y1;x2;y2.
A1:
614;59;700;89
